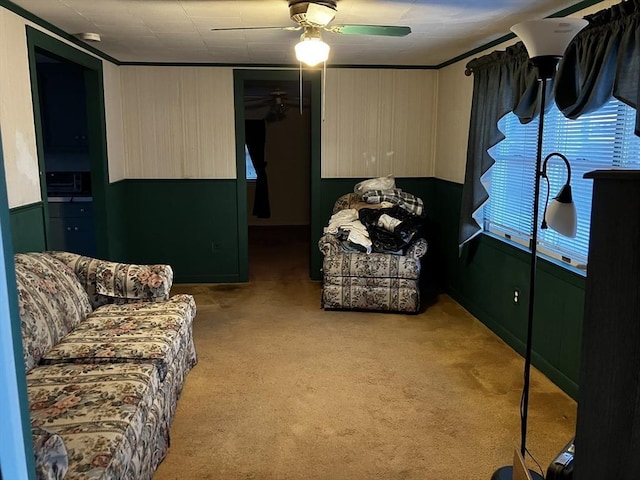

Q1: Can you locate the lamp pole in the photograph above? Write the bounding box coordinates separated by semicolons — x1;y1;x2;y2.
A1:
521;67;548;461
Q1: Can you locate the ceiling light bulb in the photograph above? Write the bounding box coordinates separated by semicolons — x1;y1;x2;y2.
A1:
295;35;330;67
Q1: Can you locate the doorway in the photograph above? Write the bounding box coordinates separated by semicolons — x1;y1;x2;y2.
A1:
34;51;96;257
26;26;110;259
244;79;311;280
233;69;322;282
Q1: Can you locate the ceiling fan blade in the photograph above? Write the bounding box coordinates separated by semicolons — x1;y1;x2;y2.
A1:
245;99;270;106
327;25;411;37
211;26;301;32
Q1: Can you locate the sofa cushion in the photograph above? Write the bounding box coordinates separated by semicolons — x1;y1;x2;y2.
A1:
41;294;196;381
28;362;160;480
15;253;93;371
322;252;420;280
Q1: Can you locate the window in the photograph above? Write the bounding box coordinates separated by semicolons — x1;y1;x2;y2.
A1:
485;97;640;268
245;145;257;181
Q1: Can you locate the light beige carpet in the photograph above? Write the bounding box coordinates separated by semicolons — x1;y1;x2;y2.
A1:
154;226;576;479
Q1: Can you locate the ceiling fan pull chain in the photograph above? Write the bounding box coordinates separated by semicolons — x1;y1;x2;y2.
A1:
322;60;327;122
299;62;304;116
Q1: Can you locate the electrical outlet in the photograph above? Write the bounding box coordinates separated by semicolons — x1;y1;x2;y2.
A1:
211;242;221;253
513;289;520;304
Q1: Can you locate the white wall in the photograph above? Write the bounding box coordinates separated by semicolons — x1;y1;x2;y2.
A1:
433;0;619;185
0;9;41;209
119;66;236;179
322;68;437;179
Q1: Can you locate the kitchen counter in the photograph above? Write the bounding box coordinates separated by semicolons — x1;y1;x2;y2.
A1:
48;196;93;203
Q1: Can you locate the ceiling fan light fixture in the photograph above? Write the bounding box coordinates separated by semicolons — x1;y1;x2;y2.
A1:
295;29;330;66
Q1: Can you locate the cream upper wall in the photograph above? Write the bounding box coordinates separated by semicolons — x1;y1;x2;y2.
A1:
322;69;437;178
119;66;236;179
118;66;437;180
434;0;618;185
0;9;41;208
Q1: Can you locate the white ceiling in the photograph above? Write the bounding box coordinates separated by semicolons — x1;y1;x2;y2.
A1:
10;0;591;66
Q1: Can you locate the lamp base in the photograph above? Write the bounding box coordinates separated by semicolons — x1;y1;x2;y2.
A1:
491;466;545;480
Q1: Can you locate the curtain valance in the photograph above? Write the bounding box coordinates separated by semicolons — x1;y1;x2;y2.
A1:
556;0;640;134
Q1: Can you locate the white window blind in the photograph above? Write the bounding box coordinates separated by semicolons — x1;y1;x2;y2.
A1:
485;97;640;268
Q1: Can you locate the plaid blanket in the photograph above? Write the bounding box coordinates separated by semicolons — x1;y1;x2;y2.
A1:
362;188;424;217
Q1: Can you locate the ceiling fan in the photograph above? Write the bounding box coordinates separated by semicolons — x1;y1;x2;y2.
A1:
212;0;411;66
245;89;305;122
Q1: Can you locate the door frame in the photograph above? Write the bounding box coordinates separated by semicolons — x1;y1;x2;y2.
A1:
26;27;110;258
233;69;322;281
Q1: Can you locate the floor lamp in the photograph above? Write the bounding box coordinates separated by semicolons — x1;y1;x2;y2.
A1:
491;18;587;480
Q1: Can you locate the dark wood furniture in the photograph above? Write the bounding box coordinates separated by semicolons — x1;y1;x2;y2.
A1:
574;170;640;479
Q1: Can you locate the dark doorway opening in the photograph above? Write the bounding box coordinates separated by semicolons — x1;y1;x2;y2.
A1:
35;50;96;257
244;78;312;280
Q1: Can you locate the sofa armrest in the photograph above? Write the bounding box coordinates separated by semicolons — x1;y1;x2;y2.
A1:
318;233;342;256
407;238;428;259
96;261;173;301
48;252;173;304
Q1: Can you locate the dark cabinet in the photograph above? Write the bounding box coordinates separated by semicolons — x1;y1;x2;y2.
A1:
37;62;89;153
48;202;96;257
573;170;640;479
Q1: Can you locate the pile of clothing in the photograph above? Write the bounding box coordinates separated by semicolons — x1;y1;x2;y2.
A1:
324;176;426;255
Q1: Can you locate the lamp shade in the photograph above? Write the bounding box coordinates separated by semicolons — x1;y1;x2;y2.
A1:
510;18;588;59
545;184;577;237
295;34;330;66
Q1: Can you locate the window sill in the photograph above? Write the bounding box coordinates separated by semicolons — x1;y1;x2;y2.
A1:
482;230;587;279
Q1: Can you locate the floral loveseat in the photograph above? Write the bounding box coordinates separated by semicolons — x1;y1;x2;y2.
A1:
15;251;197;480
319;192;428;313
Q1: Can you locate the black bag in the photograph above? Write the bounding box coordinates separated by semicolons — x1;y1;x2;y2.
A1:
546;438;575;480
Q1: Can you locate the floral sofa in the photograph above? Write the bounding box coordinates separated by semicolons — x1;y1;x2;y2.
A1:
319;193;428;313
15;251;197;480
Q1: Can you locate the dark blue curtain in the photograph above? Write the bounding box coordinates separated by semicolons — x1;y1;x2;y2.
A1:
458;43;539;250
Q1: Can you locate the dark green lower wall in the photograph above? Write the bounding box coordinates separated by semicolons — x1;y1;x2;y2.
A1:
117;179;241;283
9;180;241;283
10;202;46;253
103;180;128;261
432;178;584;399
